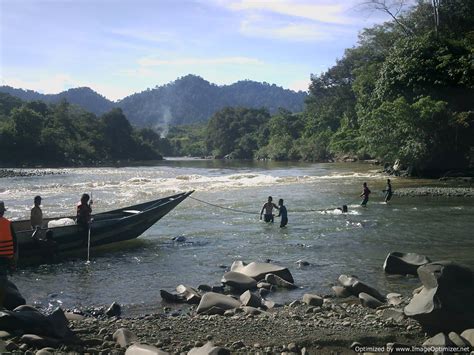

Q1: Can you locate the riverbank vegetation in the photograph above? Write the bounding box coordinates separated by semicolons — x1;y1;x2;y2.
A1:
0;94;165;166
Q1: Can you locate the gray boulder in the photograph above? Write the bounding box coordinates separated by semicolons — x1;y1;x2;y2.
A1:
230;261;294;283
160;290;185;303
265;273;297;289
338;275;386;302
196;293;241;315
404;261;474;334
331;286;351;298
188;341;230;355
359;292;384;309
422;333;454;347
176;285;201;304
302;294;323;307
4;281;26;311
383;252;430;275
113;328;138;348
20;334;60;348
239;291;262;308
221;271;257;291
460;329;474;347
125;343;170;354
106;302;121;317
448;332;469;347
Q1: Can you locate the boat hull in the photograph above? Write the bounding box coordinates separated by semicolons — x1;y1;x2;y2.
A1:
12;191;193;262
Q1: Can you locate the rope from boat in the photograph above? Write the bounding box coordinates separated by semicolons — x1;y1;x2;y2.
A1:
188;196;362;215
188;196;258;215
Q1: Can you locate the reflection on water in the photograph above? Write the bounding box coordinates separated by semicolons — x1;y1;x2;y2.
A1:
2;159;473;315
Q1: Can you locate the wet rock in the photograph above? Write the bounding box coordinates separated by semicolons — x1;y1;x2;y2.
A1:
160;290;185;303
404;261;474;334
383;252;430;275
35;348;56;355
4;281;26;311
172;236;186;243
113;328;138;348
106;302;121;317
176;285;201;304
338;275;386;302
196;292;241;315
188;341;230;355
265;273;297;289
359;293;384;309
239;291;262;308
422;332;454;347
221;271;257;291
448;332;469;347
295;260;310;267
198;285;212;292
20;334;60;348
302;294;323;307
231;261;294;283
46;308;76;340
460;329;474;347
331;286;351;298
386;293;403;306
125;343;170;354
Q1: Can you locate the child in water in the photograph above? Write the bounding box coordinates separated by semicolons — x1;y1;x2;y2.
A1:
360;182;371;207
277;199;288;228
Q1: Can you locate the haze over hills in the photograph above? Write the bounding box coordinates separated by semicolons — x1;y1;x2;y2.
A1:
0;75;307;128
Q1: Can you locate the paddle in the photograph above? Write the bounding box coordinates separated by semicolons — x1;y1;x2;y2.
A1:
86;192;93;265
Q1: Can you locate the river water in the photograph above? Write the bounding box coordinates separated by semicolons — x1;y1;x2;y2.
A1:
1;159;473;315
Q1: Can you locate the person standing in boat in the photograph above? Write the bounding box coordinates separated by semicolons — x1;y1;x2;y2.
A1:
260;196;279;223
277;199;288;228
360;182;371;207
76;194;92;245
0;201;17;308
30;195;43;229
383;179;393;203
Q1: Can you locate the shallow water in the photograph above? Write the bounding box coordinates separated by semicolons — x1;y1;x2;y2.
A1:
2;159;473;315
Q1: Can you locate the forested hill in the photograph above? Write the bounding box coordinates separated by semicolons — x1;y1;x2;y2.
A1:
0;86;114;115
0;75;306;127
118;75;306;127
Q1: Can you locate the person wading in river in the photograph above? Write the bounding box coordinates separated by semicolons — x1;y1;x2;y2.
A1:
277;199;288;228
76;194;92;246
360;182;371;207
30;195;43;229
260;196;279;223
383;179;393;203
0;201;17;308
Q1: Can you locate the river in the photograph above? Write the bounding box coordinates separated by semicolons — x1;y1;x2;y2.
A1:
1;159;473;315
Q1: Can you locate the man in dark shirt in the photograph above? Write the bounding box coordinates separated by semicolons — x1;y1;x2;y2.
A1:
277;199;288;228
360;182;371;207
76;194;92;246
383;179;393;203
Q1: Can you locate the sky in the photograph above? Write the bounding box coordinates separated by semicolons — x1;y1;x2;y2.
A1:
0;0;396;101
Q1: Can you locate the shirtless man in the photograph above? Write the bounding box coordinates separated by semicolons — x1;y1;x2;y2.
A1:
260;196;279;223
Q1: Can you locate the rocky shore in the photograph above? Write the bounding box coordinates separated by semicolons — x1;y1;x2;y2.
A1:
1;256;473;354
0;169;66;179
395;186;474;197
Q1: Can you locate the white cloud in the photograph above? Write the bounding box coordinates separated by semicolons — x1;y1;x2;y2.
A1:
240;16;333;41
288;78;310;92
138;56;264;67
224;0;355;25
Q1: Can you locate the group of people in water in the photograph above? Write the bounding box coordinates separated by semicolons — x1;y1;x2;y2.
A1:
260;179;393;228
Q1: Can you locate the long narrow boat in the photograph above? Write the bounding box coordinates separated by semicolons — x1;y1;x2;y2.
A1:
12;191;193;262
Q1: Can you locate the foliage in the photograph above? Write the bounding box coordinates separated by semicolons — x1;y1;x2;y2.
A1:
0;94;166;166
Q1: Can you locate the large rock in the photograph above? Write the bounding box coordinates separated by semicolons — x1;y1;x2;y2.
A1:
265;273;297;289
302;294;323;307
196;292;241;315
106;302;121;317
4;281;26;311
176;285;201;304
20;334;60;348
113;328;138;348
221;271;257;291
422;333;453;347
0;307;74;340
338;275;386;302
404;261;474;334
188;341;230;355
460;329;474;347
359;292;384;309
239;291;262;308
125;343;170;354
230;261;294;283
383;252;430;275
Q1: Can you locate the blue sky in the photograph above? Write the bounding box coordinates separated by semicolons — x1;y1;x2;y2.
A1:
0;0;396;101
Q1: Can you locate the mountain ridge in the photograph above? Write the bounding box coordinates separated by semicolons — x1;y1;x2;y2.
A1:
0;74;307;127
